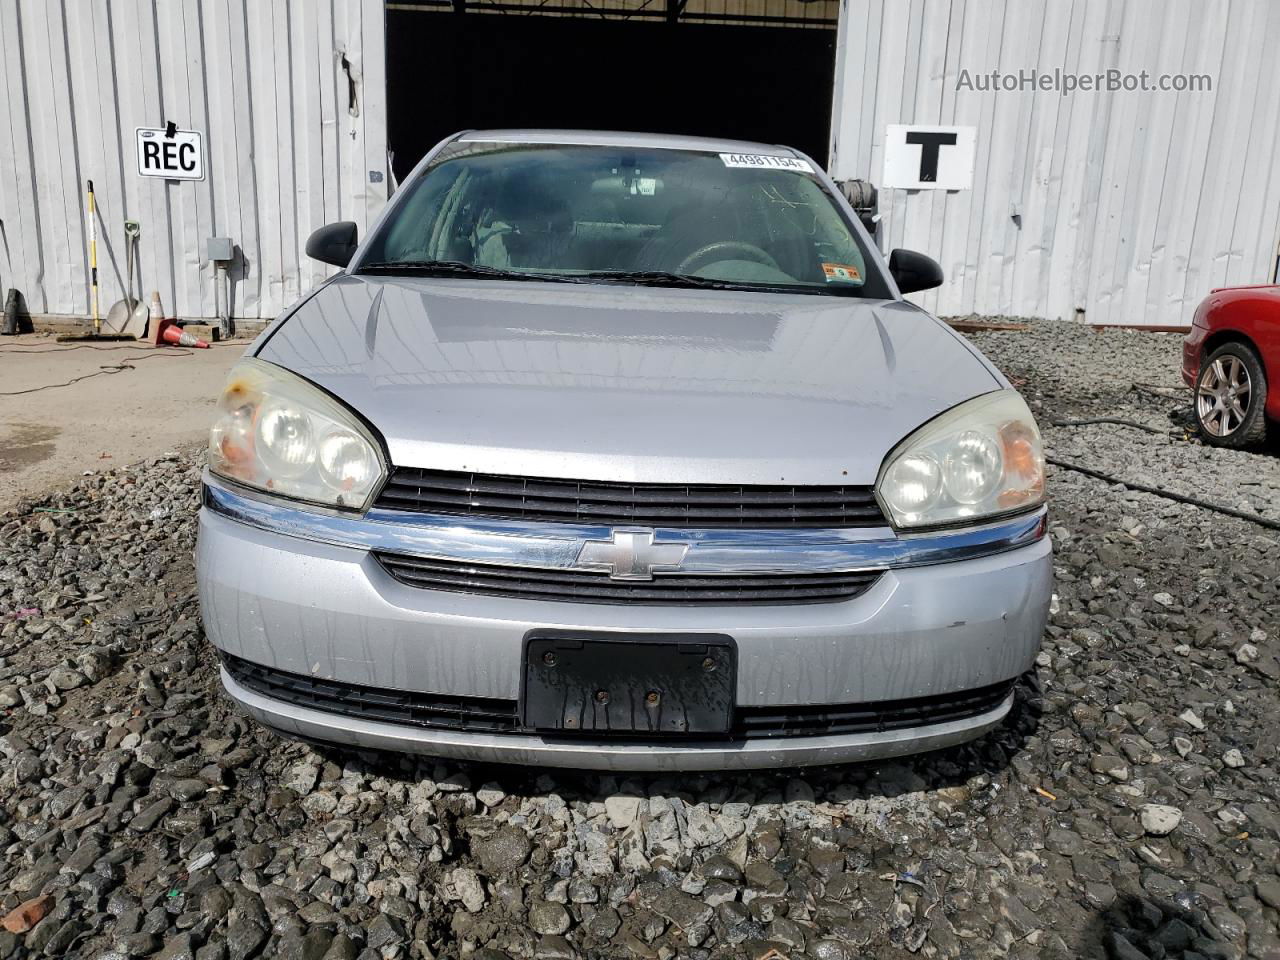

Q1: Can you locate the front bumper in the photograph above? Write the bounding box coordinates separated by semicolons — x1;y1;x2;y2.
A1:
197;478;1052;769
221;664;1015;771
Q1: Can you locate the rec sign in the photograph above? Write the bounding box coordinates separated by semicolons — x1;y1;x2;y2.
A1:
135;127;204;181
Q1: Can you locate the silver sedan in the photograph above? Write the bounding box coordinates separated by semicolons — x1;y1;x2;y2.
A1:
196;130;1051;770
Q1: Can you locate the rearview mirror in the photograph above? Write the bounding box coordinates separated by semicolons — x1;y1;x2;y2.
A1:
888;249;944;295
306;221;359;268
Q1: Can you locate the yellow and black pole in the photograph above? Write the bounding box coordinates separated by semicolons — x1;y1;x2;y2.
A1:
87;180;100;334
58;180;133;342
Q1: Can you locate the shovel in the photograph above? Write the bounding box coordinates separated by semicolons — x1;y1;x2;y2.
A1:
105;220;149;338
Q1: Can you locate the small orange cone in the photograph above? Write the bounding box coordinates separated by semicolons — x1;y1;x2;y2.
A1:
155;317;209;349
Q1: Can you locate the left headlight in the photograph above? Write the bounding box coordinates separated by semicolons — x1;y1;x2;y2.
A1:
876;389;1045;529
208;357;386;511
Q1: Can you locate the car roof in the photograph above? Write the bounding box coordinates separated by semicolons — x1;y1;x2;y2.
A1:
455;129;802;158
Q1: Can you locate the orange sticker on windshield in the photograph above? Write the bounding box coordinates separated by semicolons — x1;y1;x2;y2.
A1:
822;262;862;282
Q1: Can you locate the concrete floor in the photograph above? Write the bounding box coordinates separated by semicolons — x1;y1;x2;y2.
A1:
0;333;248;508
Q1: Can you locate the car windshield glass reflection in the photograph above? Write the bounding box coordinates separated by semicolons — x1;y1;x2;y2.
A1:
359;143;888;298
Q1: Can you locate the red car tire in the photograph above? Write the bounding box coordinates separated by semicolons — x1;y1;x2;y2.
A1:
1194;342;1269;447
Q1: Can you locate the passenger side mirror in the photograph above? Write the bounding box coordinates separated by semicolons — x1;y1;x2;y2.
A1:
306;221;359;268
888;249;944;294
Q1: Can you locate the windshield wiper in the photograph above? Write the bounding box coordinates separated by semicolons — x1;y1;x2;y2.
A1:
358;260;581;283
578;270;739;289
578;270;843;295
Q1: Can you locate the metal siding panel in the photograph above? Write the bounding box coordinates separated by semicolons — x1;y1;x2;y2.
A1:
1006;0;1070;318
989;0;1042;316
936;0;995;316
1180;2;1260;306
65;1;128;314
248;0;294;315
1036;0;1087;321
830;0;1280;324
158;0;211;320
317;6;342;228
1065;0;1121;321
889;0;925;260
1237;3;1280;291
5;1;1278;327
1119;0;1189;326
0;0;386;322
0;1;46;313
899;0;953;314
1220;1;1280;289
1085;0;1147;325
24;0;85;317
918;0;967;316
973;0;1015;315
869;0;912;254
113;0;178;320
202;0;263;317
1043;0;1108;321
1153;5;1229;321
294;2;333;294
360;0;390;223
856;0;885;181
338;0;360;226
826;0;856;175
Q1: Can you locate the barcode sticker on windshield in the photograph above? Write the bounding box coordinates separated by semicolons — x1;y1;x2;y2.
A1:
719;153;814;173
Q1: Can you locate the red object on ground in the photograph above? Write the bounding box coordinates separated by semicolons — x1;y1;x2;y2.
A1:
2;895;53;934
1182;284;1280;422
153;317;209;349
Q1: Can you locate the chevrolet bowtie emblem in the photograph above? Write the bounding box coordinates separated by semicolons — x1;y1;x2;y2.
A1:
576;528;690;580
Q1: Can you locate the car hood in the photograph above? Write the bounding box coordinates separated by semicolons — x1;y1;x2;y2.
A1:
256;275;1003;485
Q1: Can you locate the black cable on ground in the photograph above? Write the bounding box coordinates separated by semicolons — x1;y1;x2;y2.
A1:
0;350;195;396
1046;456;1280;532
0;344;163;354
0;340;244;353
1048;417;1171;436
1131;382;1189;401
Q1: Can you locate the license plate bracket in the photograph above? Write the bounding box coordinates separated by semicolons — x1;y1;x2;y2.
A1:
521;631;737;736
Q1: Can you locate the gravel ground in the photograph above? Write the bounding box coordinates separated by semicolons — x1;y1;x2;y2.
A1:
1;321;1278;960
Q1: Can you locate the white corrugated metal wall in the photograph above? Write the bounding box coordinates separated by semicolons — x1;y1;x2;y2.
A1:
0;0;387;323
830;0;1280;325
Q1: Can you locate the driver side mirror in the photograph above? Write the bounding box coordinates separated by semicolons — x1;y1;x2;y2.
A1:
306;221;359;268
888;249;944;294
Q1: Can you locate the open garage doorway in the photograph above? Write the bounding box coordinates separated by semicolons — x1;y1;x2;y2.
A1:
385;0;839;182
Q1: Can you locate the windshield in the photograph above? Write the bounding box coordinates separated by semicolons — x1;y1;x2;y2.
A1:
358;141;889;297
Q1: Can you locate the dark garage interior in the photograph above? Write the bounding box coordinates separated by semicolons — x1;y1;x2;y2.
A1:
385;0;839;181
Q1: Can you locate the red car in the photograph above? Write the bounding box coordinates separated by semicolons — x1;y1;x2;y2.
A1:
1183;284;1280;446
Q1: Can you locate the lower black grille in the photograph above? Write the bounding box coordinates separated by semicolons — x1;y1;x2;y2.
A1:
735;680;1015;738
223;654;1013;739
222;653;519;733
374;553;882;605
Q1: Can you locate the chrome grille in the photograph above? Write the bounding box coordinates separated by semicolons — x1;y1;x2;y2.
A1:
374;467;886;528
374;553;882;605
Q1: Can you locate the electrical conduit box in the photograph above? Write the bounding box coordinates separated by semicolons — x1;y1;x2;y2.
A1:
207;237;233;263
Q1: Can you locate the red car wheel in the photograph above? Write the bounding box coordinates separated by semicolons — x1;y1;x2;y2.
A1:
1195;342;1269;447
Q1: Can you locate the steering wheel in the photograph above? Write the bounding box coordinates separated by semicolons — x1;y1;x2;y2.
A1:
675;240;781;275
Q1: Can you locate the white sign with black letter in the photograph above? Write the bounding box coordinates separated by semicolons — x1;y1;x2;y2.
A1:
136;127;205;181
882;125;976;190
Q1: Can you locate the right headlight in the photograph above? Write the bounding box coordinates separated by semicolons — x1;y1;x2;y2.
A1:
208;358;386;511
876;389;1045;529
